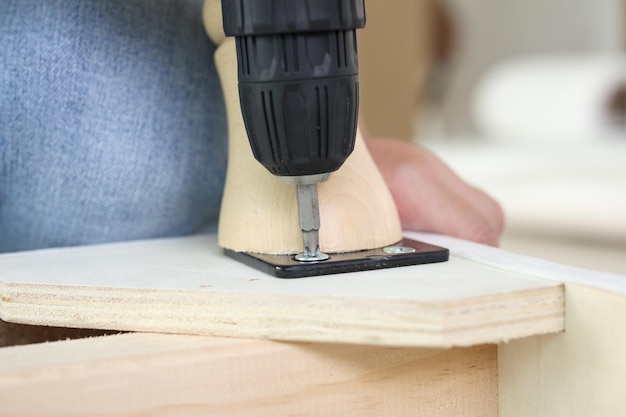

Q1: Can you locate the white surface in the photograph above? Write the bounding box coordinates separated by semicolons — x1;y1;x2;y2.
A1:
440;0;624;133
473;55;626;142
425;139;626;274
501;232;626;276
0;235;553;300
426;141;626;241
413;232;626;294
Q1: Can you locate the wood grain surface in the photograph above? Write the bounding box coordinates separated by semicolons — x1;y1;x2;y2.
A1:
0;234;564;347
0;332;498;417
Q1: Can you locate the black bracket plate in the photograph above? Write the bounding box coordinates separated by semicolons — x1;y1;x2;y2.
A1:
224;238;449;278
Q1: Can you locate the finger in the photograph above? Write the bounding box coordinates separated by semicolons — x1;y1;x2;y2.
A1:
366;138;504;245
417;148;505;238
384;153;502;245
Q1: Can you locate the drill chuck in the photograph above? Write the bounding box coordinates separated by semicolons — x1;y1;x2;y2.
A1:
222;0;366;178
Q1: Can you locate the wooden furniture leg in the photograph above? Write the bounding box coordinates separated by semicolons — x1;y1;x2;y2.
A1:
204;0;402;255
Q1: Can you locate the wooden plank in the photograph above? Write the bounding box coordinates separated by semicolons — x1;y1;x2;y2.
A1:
499;283;626;417
388;233;626;414
0;332;497;416
0;234;563;347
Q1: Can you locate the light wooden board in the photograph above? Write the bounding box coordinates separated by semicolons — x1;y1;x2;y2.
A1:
386;233;626;414
499;283;626;417
427;228;626;415
0;234;563;347
0;332;497;417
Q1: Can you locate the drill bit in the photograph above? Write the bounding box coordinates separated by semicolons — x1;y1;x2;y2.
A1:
294;183;330;262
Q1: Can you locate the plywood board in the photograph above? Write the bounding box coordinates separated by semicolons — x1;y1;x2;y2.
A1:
0;332;497;416
0;233;563;347
499;283;626;417
384;234;626;414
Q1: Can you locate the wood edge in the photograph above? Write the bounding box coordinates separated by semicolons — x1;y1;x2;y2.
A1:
1;282;564;348
0;332;498;417
0;280;9;321
497;282;626;416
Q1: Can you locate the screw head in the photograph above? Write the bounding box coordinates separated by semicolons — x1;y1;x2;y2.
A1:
383;246;416;255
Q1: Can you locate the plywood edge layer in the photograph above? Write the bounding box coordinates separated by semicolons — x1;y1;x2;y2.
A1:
0;281;564;348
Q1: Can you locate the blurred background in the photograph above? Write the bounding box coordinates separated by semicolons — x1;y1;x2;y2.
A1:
358;0;626;274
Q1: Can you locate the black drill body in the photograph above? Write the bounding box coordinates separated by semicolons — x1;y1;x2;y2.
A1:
221;0;365;178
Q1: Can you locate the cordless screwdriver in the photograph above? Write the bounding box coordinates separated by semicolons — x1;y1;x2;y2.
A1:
221;0;365;262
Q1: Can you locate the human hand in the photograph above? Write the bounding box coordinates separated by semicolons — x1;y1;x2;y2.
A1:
366;138;505;246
